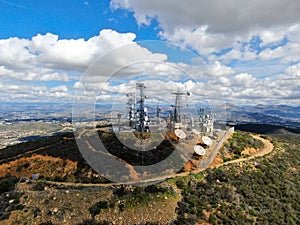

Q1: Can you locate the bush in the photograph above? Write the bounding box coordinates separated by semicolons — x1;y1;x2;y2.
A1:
89;201;109;217
0;175;18;193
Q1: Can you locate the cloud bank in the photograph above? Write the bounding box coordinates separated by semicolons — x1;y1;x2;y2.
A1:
1;0;300;105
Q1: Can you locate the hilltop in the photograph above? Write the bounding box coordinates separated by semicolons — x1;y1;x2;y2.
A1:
0;127;298;224
0;127;267;185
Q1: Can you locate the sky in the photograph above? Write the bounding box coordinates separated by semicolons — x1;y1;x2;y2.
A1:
0;0;300;106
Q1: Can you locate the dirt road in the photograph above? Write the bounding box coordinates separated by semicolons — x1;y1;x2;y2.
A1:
215;135;274;168
42;135;274;187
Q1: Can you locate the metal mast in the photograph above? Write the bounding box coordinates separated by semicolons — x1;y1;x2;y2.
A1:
172;90;189;123
156;104;161;124
135;83;147;134
126;93;135;128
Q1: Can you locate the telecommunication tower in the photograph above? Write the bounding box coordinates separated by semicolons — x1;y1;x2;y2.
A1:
135;83;149;134
126;93;135;127
172;90;190;123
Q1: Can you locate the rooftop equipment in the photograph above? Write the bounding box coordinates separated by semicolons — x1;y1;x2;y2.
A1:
194;145;206;155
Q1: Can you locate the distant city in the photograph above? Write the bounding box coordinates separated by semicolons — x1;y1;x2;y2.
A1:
0;101;299;149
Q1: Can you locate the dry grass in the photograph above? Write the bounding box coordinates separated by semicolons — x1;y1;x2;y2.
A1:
0;154;77;181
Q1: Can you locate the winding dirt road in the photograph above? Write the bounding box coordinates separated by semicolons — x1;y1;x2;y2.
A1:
215;135;274;168
42;135;274;187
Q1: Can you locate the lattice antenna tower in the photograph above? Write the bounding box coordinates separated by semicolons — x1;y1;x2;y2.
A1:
135;83;148;133
172;89;190;123
126;93;135;127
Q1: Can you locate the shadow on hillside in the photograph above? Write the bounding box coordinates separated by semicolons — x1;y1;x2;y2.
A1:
0;131;177;167
232;123;300;135
0;132;83;165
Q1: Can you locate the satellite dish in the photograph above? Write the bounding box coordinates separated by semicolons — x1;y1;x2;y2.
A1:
194;145;206;155
144;107;148;112
202;136;212;146
192;129;200;135
174;129;186;139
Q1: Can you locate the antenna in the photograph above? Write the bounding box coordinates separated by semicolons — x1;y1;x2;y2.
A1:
135;83;148;134
126;93;135;128
171;88;190;124
202;136;212;146
126;93;136;127
194;145;206;155
156;103;161;125
174;129;187;139
184;84;191;108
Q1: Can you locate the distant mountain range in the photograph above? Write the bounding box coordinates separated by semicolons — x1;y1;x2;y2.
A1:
1;102;300;129
221;103;300;128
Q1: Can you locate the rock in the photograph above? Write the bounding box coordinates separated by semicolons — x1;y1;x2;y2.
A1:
53;208;58;213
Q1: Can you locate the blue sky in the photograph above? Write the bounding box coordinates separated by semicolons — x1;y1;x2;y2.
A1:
0;0;300;105
0;0;160;40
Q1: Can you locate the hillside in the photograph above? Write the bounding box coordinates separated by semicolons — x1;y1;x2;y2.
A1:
0;130;298;224
0;129;183;184
0;128;266;184
173;134;299;224
0;132;108;184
